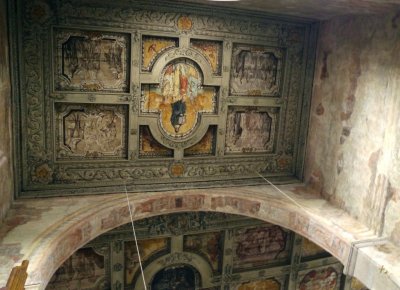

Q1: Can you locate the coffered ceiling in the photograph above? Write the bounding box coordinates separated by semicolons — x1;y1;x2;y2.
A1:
172;0;400;20
46;212;348;290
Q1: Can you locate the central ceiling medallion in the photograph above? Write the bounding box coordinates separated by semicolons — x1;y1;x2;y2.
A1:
142;58;216;139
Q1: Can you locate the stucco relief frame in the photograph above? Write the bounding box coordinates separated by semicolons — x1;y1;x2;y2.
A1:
9;0;318;196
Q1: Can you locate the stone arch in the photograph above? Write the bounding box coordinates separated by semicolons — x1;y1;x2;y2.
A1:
17;186;384;290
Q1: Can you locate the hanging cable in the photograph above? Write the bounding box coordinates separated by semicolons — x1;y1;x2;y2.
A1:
255;171;317;218
124;185;147;290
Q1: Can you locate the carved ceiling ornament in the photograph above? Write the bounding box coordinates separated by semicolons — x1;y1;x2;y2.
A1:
177;15;193;32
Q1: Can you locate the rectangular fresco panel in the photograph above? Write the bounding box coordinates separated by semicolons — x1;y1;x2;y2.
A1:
183;231;223;273
232;224;290;271
297;264;342;290
46;247;107;289
139;126;173;158
225;106;279;154
54;29;130;92
142;36;178;72
191;39;222;75
233;279;281;290
184;126;217;157
55;103;128;160
230;44;283;96
125;238;169;287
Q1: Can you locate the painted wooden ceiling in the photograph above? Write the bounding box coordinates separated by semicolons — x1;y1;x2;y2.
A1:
46;212;367;290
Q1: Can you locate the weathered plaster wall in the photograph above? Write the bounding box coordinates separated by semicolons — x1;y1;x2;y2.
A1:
0;0;13;223
305;11;400;246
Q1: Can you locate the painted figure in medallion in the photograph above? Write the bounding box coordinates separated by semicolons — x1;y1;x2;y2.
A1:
161;62;201;133
141;59;216;138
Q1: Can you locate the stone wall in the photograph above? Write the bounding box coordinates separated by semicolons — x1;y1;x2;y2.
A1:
305;11;400;246
0;0;13;223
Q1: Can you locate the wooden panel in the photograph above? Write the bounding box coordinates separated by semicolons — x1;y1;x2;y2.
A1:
232;224;290;271
225;106;279;154
184;231;223;273
230;44;284;96
184;126;217;157
139;126;173;158
55;103;128;160
142;36;178;72
297;265;342;290
54;29;130;92
191;39;222;75
46;247;108;290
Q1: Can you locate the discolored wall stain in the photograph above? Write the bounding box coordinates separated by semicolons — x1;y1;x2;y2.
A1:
315;103;324;115
305;11;400;244
320;50;331;80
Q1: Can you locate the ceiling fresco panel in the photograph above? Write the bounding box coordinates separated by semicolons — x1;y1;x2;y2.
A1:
225;106;279;154
230;44;284;97
142;36;179;72
297;264;342;290
46;246;109;290
232;224;291;271
191;39;223;75
55;103;129;160
54;29;131;93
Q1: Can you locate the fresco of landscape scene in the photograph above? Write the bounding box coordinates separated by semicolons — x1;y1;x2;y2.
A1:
55;29;130;92
141;59;217;138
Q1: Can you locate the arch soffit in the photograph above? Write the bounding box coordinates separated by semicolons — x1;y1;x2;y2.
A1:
24;190;354;289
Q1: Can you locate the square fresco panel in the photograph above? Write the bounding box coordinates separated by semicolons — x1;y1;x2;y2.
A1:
46;247;107;289
54;29;130;92
139;126;174;158
55;103;128;160
225;106;279;154
184;126;217;157
232;224;290;271
297;265;342;290
125;238;169;287
191;39;222;75
230;44;283;96
142;36;178;72
184;231;223;273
